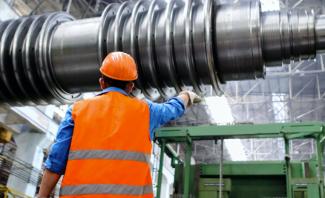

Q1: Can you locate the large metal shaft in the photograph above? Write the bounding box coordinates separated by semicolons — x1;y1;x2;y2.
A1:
1;0;325;105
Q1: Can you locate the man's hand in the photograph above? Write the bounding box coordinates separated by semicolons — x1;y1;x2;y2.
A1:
179;91;202;107
38;169;61;198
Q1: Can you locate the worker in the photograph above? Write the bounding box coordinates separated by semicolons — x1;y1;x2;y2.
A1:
38;52;201;198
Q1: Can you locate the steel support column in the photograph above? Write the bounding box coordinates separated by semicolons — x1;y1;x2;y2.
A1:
316;136;324;198
183;137;192;198
284;138;292;198
156;141;165;198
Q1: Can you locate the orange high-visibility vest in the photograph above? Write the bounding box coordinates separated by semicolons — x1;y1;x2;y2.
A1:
60;91;153;198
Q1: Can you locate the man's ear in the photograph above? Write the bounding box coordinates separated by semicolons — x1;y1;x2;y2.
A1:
99;77;106;90
125;82;135;94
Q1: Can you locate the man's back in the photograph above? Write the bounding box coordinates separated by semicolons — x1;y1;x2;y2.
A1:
60;92;153;197
70;92;151;151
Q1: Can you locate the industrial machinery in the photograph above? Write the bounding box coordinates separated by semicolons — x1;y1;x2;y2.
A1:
0;184;31;198
0;0;325;105
155;123;325;198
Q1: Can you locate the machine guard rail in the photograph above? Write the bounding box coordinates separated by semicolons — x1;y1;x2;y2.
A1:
154;122;325;198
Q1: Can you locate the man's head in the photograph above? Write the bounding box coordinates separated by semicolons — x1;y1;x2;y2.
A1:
99;52;138;94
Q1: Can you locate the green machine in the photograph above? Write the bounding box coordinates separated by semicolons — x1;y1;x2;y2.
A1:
155;122;325;198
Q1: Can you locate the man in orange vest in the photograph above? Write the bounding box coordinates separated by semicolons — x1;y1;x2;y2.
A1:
38;52;201;197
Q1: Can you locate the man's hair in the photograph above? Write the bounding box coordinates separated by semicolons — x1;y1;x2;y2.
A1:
102;75;130;90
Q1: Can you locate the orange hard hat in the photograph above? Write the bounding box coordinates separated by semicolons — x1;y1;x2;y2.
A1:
100;52;138;81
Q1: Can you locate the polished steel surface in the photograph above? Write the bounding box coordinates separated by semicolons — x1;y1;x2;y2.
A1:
316;15;325;53
215;1;263;81
262;9;315;65
51;18;101;94
0;0;325;105
0;12;79;105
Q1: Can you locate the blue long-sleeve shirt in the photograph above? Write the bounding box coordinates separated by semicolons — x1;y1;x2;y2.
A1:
44;87;185;174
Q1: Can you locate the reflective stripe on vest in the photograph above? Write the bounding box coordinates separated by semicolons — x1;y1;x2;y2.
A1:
60;184;153;196
69;150;151;163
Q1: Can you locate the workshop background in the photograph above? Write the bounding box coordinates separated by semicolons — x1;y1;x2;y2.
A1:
0;0;324;197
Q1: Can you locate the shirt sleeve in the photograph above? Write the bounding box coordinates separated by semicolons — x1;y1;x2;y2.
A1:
44;106;74;175
147;97;185;140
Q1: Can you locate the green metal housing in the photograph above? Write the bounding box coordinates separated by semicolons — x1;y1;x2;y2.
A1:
155;122;325;198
